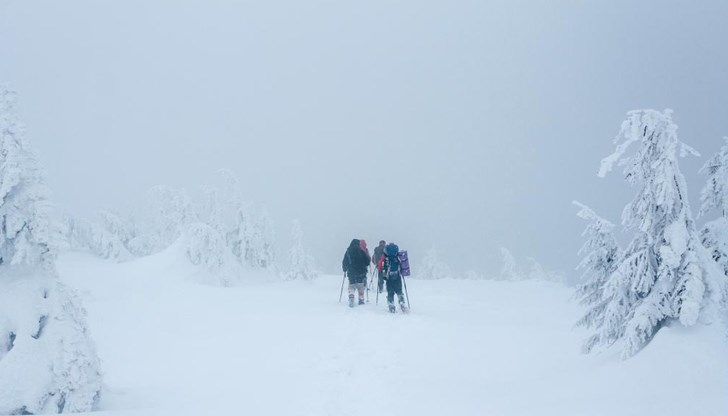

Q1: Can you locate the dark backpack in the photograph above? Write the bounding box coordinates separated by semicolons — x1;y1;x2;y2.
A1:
384;243;401;280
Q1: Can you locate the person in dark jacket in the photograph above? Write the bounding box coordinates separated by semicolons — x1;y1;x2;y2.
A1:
342;238;371;307
372;240;386;293
377;243;408;313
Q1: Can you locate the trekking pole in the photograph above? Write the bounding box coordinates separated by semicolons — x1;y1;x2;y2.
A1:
375;270;380;306
339;272;346;303
366;269;370;303
402;275;411;310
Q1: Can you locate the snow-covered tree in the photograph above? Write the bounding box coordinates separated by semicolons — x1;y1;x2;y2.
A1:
499;247;524;281
525;258;565;283
201;186;224;233
498;247;562;283
462;270;481;280
699;137;728;219
572;201;623;353
419;247;452;279
700;221;728;279
0;90;54;274
229;205;275;269
128;185;196;256
698;137;728;281
185;222;226;275
82;221;131;261
98;210;134;245
218;168;242;209
284;219;317;280
598;109;724;358
60;211;133;262
0;86;101;413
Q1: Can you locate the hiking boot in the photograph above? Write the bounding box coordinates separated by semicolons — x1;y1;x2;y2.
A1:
400;302;408;313
388;303;396;313
348;294;355;308
358;298;365;305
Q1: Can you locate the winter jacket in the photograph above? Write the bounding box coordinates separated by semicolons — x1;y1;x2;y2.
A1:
342;239;370;277
373;245;385;265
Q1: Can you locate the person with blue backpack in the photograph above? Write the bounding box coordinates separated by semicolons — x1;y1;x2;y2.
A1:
377;243;409;313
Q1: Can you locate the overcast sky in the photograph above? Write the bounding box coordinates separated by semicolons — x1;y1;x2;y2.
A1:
1;0;727;276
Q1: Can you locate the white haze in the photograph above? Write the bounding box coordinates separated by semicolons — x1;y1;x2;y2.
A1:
1;0;727;276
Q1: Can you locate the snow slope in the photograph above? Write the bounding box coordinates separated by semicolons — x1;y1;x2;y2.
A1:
57;248;727;416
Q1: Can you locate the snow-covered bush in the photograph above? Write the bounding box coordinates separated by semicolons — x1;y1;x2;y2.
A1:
572;201;623;353
418;247;452;279
497;247;563;283
61;212;133;262
0;86;101;413
284;220;318;280
597;109;725;358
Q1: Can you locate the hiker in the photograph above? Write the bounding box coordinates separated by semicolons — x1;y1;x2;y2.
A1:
342;238;370;307
378;243;408;313
372;240;386;293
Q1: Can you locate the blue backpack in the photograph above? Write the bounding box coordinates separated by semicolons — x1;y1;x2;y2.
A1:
384;244;401;281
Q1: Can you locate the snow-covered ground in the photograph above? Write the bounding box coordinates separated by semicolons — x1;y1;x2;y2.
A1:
57;248;727;416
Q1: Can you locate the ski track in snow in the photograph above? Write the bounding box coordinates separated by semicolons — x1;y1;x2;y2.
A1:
56;252;728;416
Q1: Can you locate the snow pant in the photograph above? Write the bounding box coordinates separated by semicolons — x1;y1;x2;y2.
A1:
348;273;366;299
377;269;386;293
386;278;404;305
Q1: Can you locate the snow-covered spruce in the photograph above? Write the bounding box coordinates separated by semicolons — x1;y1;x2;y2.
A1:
182;222;243;286
572;201;623;353
0;86;101;413
498;247;523;281
699;137;728;290
598;109;725;358
228;205;275;270
699;137;728;219
284;220;318;281
185;222;226;274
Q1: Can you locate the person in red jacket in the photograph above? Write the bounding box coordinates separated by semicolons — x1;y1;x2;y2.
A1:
372;240;386;293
